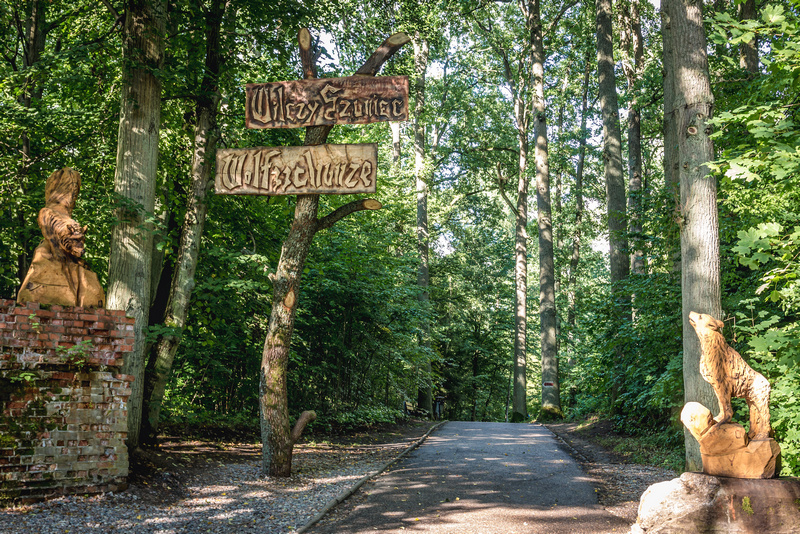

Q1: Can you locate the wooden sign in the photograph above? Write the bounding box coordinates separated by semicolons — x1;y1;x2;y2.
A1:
215;144;378;196
245;76;408;129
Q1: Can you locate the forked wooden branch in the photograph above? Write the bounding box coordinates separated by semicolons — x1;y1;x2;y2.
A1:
296;28;405;230
290;410;317;444
355;33;411;76
317;199;382;231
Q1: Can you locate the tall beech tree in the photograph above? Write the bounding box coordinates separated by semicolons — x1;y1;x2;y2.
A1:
596;0;630;407
106;0;167;449
12;0;47;283
259;29;408;477
140;0;226;444
663;0;721;470
413;35;434;415
529;0;561;418
620;0;645;275
471;5;531;422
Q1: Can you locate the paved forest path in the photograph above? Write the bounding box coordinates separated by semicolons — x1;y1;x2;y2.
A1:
309;421;632;533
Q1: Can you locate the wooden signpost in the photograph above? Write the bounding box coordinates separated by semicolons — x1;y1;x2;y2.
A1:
215;63;407;197
245;76;408;129
253;29;410;478
216;143;378;196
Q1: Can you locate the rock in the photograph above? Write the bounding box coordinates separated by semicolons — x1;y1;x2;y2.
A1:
632;472;800;533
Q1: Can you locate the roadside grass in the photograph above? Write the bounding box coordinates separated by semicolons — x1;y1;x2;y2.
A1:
568;414;685;473
592;431;685;473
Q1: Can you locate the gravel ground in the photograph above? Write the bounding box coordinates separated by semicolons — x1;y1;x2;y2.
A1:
1;420;676;532
0;423;434;534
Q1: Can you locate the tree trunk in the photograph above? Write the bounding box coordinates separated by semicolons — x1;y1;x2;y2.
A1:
597;0;630;411
567;49;591;333
664;0;721;472
511;93;529;422
259;30;408;476
413;36;433;416
738;0;759;74
140;0;224;444
106;0;167;450
391;121;401;169
531;0;560;418
622;0;645;275
261;193;320;477
15;0;48;284
662;6;681;275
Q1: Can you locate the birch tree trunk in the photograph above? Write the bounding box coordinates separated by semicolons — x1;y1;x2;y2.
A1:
664;0;721;471
413;36;433;416
107;0;167;450
140;0;224;444
530;0;560;418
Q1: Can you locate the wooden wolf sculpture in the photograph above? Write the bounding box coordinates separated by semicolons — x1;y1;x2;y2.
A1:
17;168;105;308
688;311;772;440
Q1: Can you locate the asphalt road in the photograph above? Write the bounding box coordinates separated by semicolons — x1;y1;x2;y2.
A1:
309;421;631;533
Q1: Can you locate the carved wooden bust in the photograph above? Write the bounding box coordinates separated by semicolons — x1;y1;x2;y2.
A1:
16;168;105;308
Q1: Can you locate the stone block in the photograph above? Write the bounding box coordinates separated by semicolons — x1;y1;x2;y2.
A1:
633;472;800;534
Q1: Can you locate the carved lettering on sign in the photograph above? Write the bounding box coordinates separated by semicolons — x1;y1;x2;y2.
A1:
215;144;378;196
246;76;409;129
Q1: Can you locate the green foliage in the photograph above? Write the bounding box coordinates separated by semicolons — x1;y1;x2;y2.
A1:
709;1;800;476
742;496;754;515
595;427;685;473
56;340;94;371
312;405;406;433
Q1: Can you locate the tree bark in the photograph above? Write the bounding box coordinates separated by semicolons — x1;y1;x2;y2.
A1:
597;0;630;411
531;0;560;418
662;6;681;275
664;0;721;472
106;0;167;450
567;48;591;333
413;36;433;416
14;0;48;285
259;30;408;477
511;91;529;423
738;0;759;75
141;0;224;444
391;121;401;169
622;0;645;275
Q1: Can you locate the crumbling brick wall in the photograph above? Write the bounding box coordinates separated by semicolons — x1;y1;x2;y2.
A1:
0;299;134;502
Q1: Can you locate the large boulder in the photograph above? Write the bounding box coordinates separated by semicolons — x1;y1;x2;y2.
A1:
632;472;800;533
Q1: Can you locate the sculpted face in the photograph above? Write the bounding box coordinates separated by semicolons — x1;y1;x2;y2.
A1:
63;222;87;259
689;311;724;333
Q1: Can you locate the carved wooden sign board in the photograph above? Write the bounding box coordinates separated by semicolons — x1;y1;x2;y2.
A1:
218;56;408;196
216;144;377;196
245;75;408;129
